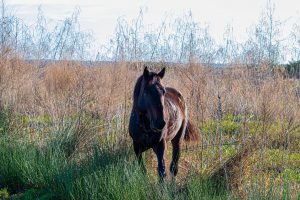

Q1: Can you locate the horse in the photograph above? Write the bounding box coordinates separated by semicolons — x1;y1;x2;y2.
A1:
129;66;198;182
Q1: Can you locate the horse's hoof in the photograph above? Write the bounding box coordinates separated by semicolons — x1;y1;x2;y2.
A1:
170;163;178;176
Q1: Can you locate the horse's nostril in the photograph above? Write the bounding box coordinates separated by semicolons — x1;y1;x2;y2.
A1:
156;119;166;129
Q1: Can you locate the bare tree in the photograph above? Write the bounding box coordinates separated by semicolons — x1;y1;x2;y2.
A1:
243;1;283;73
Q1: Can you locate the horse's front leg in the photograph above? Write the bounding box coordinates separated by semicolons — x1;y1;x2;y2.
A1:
133;141;147;174
153;139;167;183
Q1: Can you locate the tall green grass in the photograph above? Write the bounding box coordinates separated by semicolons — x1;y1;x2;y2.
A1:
0;107;299;199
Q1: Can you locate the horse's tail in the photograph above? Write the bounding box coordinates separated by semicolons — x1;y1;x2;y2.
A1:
184;119;199;141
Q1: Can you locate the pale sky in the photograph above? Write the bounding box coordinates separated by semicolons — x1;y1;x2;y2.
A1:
7;0;300;55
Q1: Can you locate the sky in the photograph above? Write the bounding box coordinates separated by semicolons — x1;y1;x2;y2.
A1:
6;0;300;61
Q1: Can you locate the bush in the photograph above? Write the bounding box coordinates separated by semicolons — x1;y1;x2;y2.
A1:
285;60;300;78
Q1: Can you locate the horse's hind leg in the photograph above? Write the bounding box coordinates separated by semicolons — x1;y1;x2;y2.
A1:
170;125;185;177
133;141;147;174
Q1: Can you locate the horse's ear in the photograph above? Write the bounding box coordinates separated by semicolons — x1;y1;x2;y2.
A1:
143;66;149;79
158;67;165;79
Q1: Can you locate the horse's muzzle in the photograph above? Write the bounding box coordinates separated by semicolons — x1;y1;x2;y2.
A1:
155;118;166;130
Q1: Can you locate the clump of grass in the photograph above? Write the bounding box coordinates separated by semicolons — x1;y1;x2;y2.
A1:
0;188;9;199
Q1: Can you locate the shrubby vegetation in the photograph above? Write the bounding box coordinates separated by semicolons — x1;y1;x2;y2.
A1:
286;60;300;78
1;1;300;199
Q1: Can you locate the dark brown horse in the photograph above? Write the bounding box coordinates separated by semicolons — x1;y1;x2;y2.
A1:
129;67;198;182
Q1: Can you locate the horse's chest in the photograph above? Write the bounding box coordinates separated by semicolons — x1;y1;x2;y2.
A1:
132;131;161;147
139;132;158;145
130;124;162;147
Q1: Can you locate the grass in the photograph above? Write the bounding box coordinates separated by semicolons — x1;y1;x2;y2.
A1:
1;61;300;198
0;105;300;200
0;108;227;199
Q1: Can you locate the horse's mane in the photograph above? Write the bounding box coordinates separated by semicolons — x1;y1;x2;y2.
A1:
133;75;143;113
132;72;156;113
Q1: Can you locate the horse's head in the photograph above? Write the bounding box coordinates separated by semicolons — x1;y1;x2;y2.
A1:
138;67;166;131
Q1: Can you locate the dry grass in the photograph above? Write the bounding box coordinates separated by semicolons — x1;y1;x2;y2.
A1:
2;60;300;154
1;58;300;198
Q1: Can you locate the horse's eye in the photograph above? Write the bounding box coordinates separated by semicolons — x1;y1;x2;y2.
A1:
145;91;150;96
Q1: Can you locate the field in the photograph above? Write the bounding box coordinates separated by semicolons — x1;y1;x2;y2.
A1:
1;2;300;200
1;60;300;199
